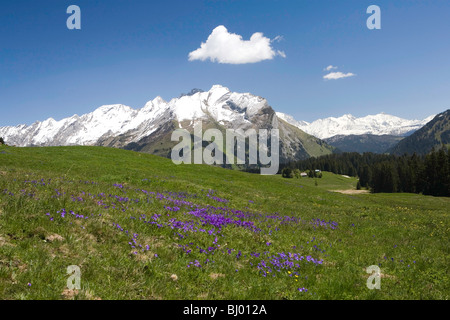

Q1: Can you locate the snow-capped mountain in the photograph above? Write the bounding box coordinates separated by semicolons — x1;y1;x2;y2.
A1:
275;112;309;129
2;84;436;158
0;85;335;162
0;85;263;146
276;112;435;139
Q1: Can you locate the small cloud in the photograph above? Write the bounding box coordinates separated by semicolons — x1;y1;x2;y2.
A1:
324;65;338;71
277;50;286;58
188;25;285;64
272;35;284;43
323;71;356;80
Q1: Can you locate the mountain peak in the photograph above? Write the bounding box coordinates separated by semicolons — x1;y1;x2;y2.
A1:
142;96;168;112
152;96;166;104
341;114;356;120
210;84;230;92
42;117;56;123
94;104;131;113
179;89;204;98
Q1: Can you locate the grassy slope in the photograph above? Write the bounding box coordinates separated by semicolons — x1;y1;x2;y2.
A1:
390;109;450;155
0;145;448;300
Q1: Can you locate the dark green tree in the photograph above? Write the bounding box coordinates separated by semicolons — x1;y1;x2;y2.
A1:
423;148;438;195
358;165;371;188
370;162;398;193
281;167;294;178
435;147;449;196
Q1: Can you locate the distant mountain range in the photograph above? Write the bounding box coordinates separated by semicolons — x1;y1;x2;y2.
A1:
276;112;434;139
277;112;435;153
0;85;446;160
0;85;334;163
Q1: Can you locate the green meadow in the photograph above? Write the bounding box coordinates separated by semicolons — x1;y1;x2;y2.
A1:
0;145;448;300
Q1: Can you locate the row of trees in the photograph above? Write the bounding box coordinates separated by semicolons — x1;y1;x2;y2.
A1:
0;137;4;145
283;147;450;197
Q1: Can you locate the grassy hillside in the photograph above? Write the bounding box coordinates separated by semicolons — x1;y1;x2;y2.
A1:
390;109;450;155
0;145;448;300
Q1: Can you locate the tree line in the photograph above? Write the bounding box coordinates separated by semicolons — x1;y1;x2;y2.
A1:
281;167;322;179
281;146;450;197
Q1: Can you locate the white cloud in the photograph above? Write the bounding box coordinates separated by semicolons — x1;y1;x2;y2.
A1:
323;71;356;80
188;25;285;64
324;65;338;71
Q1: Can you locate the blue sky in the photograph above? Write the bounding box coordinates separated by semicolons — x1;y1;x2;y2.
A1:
1;0;449;126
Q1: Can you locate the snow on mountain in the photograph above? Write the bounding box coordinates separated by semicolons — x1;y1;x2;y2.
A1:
168;84;267;126
277;112;435;139
0;84;435;150
276;112;309;128
0;85;269;147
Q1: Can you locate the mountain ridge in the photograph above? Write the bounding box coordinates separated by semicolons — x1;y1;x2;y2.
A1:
2;85;441;159
277;111;435;139
0;85;335;163
388;109;450;155
324;134;404;154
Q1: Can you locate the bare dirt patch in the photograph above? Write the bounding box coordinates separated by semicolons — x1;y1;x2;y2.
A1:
331;189;370;195
197;293;208;299
61;289;79;299
209;273;226;280
85;290;102;300
61;289;102;300
0;235;16;247
46;234;65;242
57;244;73;258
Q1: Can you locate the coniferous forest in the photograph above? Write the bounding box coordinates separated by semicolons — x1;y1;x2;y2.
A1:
282;146;450;197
